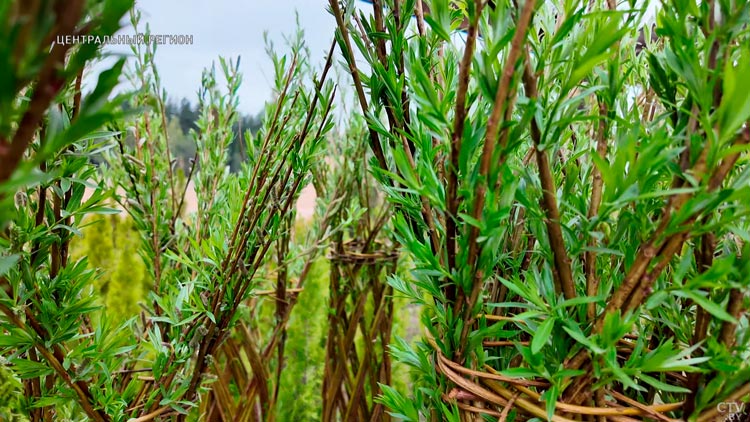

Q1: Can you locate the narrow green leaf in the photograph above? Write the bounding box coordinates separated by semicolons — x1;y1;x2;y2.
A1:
674;290;737;323
532;317;555;354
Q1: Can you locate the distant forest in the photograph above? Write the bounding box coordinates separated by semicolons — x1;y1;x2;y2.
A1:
123;98;263;172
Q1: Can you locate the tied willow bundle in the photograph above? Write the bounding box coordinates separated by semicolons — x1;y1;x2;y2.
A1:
329;0;750;420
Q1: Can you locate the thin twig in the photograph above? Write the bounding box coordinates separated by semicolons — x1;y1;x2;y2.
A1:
446;0;484;302
328;0;388;170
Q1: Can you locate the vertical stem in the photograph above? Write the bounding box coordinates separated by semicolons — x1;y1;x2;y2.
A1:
457;0;538;362
447;0;484;302
414;0;427;36
522;54;576;300
585;100;609;318
719;288;746;347
684;232;715;414
328;0;388;171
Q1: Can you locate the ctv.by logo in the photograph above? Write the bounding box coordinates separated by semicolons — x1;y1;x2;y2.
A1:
717;401;748;422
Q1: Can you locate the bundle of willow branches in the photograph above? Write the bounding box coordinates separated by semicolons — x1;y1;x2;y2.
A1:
329;0;750;420
0;2;338;420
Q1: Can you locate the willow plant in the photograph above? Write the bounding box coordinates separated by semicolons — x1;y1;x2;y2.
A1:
0;0;135;420
330;0;750;420
196;30;349;421
0;2;340;421
320;119;399;422
100;15;340;421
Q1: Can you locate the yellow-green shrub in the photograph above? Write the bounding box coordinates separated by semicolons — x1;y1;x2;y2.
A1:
72;214;148;323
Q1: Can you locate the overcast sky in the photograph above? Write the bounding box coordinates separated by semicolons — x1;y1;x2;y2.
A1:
101;0;340;115
94;1;660;116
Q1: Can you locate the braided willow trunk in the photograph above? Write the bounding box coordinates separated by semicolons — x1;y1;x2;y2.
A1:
322;239;398;422
328;0;750;421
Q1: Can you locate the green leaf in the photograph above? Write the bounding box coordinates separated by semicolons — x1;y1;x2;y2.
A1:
500;367;539;378
564;13;629;92
531;317;555;354
541;384;560;421
673;290;738;323
609;364;645;392
717;47;750;142
377;384;420;421
556;294;604;309
637;373;690;393
563;324;606;354
0;254;19;277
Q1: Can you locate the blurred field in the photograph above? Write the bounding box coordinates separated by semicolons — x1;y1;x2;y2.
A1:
86;182;318;219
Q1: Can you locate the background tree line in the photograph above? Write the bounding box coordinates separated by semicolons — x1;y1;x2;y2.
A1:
121;98;263;173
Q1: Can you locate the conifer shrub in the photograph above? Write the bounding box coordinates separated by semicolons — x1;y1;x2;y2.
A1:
72;215;148;323
0;365;26;422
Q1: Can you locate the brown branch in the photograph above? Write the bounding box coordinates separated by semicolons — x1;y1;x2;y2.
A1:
465;0;536;269
128;405;171;422
26;348;43;422
593;138;708;328
369;0;403;138
371;0;390;71
259;180;349;362
365;1;443;263
72;69;84;119
719;288;746;347
414;0;427;36
609;390;676;422
256;63;339;415
684;232;715;414
522;53;576;300
392;0;415;147
154;88;178;215
270;218;291;415
50;182;62;278
207;57;299;321
500;380;685;418
565;123;750;402
150;74;302;419
446;0;484;302
624;124;750;314
30;159;47;266
228;83;336;316
328;0;388;171
58;70;85;271
175;51;339;411
170;150;199;230
0;0;85;183
455;0;538;362
498;392;520;422
585;100;610;319
342;283;390;421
